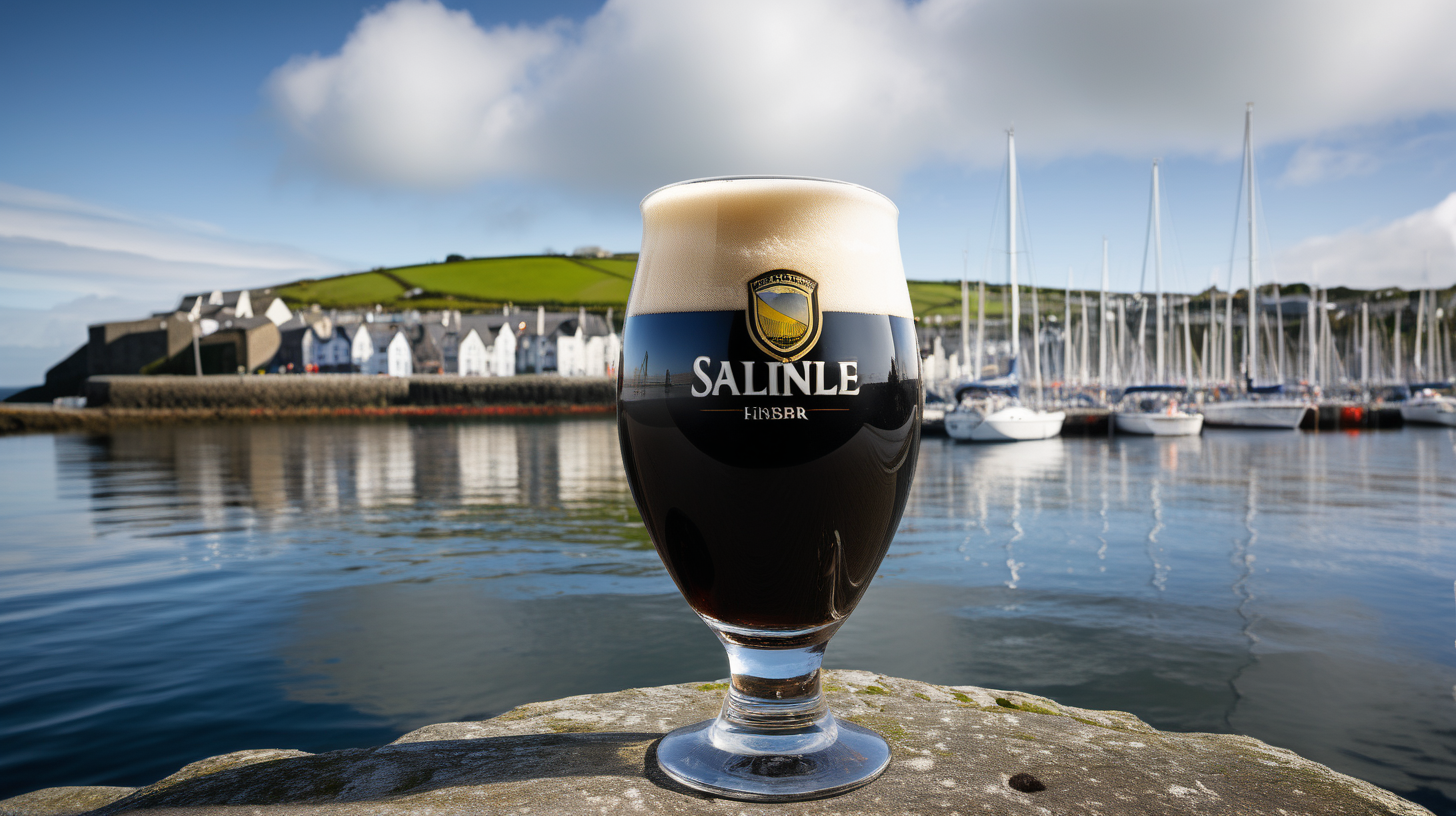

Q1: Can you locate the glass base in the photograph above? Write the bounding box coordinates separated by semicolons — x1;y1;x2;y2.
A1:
655;715;891;802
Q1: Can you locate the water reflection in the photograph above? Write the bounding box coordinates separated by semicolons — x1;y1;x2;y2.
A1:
74;419;632;522
2;422;1455;812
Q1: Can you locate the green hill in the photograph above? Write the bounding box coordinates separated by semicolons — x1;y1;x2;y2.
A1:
275;255;637;313
273;254;1006;319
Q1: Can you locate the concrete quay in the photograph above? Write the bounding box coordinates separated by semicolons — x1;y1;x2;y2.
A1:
0;671;1430;816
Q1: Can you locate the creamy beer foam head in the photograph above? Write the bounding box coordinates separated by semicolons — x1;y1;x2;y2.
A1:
630;177;912;318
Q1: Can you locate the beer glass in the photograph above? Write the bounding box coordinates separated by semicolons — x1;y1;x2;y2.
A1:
617;177;921;801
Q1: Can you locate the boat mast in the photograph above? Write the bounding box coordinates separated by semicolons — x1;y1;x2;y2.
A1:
1273;281;1284;382
976;280;985;379
1414;289;1425;378
1428;288;1439;381
1224;266;1235;383
1065;268;1074;385
1183;296;1193;385
1032;284;1043;401
1080;291;1090;385
1099;238;1109;385
1153;160;1165;382
1008;128;1021;365
1209;268;1220;384
1392;304;1402;382
960;250;970;378
1360;301;1370;387
1307;286;1318;385
1245;103;1259;389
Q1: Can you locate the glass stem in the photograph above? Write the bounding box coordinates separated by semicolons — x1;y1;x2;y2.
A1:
717;640;832;735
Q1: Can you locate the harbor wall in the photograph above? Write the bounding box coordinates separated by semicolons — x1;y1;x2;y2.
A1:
84;374;615;410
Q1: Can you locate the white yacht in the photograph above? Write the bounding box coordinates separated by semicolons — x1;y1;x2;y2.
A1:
945;383;1065;442
1202;386;1311;430
1201;107;1310;433
945;129;1065;444
1114;385;1204;436
1400;382;1456;427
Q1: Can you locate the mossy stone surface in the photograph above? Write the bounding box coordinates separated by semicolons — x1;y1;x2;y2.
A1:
0;671;1432;815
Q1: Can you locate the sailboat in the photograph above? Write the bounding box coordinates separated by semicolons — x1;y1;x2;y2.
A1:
1400;381;1456;426
1114;160;1203;437
945;129;1065;443
945;358;1065;441
1201;104;1312;431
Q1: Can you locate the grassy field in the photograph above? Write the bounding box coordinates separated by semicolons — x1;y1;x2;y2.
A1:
275;255;635;313
276;271;407;310
274;253;1022;318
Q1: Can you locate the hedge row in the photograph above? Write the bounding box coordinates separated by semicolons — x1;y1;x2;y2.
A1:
86;374;615;410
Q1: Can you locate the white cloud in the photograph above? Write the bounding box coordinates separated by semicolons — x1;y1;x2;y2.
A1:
267;0;1456;192
1274;193;1456;288
0;295;161;386
1281;145;1381;186
0;182;347;305
0;183;349;385
0;295;152;350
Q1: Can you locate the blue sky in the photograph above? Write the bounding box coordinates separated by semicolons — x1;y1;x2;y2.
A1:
4;0;1456;384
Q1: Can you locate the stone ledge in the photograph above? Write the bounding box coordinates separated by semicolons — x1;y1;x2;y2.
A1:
0;671;1432;815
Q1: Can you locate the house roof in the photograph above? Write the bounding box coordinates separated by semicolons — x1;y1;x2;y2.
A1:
459;310;613;339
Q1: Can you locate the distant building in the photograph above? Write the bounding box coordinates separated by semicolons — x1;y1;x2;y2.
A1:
346;323;413;376
87;314;195;376
274;314;350;373
176;289;292;326
402;322;442;375
198;316;282;373
458;328;489;376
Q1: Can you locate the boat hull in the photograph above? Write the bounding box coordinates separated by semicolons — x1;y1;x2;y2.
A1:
1114;412;1204;436
946;407;1065;442
1201;400;1310;430
1400;401;1456;427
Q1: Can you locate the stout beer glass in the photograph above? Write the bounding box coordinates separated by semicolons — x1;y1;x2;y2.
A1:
617;177;921;800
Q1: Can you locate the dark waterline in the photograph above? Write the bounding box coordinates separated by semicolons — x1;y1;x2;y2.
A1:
0;418;1453;812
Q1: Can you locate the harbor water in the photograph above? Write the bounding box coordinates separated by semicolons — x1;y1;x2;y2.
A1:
1;418;1453;811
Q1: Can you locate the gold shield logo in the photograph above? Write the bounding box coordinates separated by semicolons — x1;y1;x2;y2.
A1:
746;270;821;362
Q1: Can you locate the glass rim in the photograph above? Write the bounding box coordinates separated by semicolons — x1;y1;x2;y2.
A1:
640;175;894;211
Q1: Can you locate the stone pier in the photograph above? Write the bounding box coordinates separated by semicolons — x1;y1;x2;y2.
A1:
0;671;1431;815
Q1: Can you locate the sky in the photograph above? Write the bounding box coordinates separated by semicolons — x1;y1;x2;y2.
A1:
4;0;1456;385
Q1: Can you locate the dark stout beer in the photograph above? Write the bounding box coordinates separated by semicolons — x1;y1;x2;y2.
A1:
618;178;921;633
619;310;919;629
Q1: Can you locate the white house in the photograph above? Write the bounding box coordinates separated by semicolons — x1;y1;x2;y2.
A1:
346;323;409;375
583;331;621;377
459;328;489;376
385;330;412;376
348;324;376;372
253;296;294;326
492;323;517;376
556;325;586;376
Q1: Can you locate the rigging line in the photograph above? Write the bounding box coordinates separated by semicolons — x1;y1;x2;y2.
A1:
1249;150;1284;288
1224;137;1247;297
1015;161;1038;289
981;153;1009;287
1158;164;1192;295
